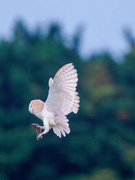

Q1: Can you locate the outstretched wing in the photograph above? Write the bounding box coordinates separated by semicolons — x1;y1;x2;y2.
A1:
45;63;80;116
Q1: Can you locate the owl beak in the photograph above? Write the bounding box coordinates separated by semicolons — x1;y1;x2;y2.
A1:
29;107;31;112
29;108;32;113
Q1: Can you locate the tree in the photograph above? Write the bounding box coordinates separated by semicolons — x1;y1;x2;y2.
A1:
1;20;135;179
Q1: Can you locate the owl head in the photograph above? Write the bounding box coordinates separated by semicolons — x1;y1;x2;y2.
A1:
29;99;44;115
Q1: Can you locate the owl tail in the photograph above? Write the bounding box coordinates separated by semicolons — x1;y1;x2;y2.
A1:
53;116;70;138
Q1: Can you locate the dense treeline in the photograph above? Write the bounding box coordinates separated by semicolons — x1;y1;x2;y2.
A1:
0;20;135;180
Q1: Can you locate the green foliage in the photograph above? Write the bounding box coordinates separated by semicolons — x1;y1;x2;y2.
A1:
0;20;135;179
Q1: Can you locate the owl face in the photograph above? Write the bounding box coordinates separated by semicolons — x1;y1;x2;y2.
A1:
29;100;44;115
29;101;33;114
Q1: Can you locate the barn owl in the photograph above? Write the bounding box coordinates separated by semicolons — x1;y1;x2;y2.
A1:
29;63;80;140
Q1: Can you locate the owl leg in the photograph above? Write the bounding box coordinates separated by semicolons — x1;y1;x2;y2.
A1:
37;120;50;140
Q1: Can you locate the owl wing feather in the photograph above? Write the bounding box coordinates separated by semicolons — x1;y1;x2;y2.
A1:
45;63;80;116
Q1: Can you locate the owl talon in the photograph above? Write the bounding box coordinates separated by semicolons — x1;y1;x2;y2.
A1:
37;133;43;140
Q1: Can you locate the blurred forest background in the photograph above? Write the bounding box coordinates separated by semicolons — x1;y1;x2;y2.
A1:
1;20;135;180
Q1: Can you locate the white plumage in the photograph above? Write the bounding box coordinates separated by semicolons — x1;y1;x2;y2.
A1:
29;63;80;140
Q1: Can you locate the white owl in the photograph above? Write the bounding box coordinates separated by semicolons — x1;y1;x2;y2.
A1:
29;63;80;140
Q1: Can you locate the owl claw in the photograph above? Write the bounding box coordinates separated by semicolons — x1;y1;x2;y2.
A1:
37;133;43;140
31;123;44;140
